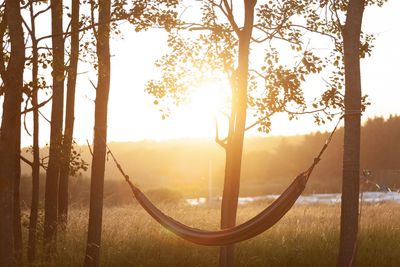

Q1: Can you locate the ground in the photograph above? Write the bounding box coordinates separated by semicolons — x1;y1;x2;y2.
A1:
30;201;400;266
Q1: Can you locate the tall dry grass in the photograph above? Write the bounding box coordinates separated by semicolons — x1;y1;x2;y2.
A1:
29;202;400;266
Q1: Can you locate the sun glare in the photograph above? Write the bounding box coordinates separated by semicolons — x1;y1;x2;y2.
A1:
164;80;231;140
186;81;230;118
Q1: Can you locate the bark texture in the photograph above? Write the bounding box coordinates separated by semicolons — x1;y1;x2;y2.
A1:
27;1;40;262
219;1;256;266
44;0;64;247
83;0;111;266
337;1;365;266
58;0;80;228
0;1;24;265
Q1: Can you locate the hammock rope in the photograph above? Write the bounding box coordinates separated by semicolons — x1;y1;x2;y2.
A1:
105;115;343;246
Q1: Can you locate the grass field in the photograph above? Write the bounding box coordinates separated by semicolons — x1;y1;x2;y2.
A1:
31;201;400;267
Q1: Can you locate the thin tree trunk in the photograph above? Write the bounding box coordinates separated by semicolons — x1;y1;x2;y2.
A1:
0;1;25;266
27;1;40;262
11;2;23;262
58;0;80;229
44;0;64;248
83;0;111;266
219;1;256;266
337;1;365;266
13;153;22;265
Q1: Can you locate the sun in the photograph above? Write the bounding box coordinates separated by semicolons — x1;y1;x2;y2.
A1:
106;76;232;143
186;80;231;118
164;79;231;140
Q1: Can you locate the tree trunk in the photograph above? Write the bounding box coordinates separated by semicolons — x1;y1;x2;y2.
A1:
13;152;22;265
83;0;111;266
27;1;40;262
219;1;256;266
58;0;80;229
337;1;365;266
0;1;25;266
44;0;64;248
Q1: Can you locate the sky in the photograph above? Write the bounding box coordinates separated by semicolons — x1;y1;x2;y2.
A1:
13;0;400;147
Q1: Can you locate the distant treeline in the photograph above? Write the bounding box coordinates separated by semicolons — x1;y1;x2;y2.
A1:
19;116;400;207
242;115;400;195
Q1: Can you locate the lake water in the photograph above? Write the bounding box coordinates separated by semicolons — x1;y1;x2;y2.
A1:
186;191;400;206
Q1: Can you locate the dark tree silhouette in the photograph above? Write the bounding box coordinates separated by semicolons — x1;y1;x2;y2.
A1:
338;0;365;266
58;0;80;229
27;0;42;262
81;1;179;265
219;2;256;265
0;0;25;265
83;0;111;265
44;0;65;249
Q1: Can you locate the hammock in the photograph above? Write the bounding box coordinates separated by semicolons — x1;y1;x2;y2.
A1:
108;116;342;246
126;169;310;246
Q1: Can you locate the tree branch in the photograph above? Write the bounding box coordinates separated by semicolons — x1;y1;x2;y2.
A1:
38;109;50;123
86;139;94;157
214;118;227;149
20;154;48;170
20;95;53;115
0;12;7;80
244;112;273;132
34;5;51;19
20;155;33;167
216;0;240;36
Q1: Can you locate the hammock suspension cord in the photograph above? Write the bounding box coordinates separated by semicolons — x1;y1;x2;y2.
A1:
105;115;344;246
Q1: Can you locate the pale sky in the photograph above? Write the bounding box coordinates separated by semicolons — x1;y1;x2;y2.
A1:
13;0;400;147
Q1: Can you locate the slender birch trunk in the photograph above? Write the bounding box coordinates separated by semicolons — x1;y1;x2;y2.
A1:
58;0;80;229
27;1;41;262
44;0;64;249
219;1;256;266
83;0;111;265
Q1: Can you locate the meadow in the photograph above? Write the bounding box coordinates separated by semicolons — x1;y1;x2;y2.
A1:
29;201;400;267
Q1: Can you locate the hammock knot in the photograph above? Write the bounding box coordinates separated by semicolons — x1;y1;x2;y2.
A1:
313;157;321;165
344;110;362;117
